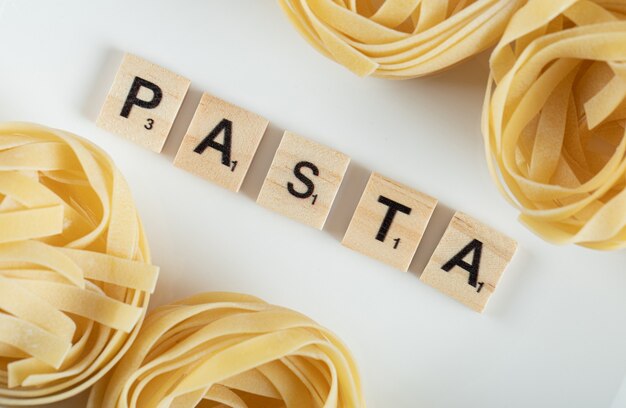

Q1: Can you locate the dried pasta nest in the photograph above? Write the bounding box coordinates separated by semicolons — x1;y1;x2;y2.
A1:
278;0;523;78
482;1;626;249
0;123;159;405
88;292;365;408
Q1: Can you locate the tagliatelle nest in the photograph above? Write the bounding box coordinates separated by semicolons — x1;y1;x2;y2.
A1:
482;0;626;249
87;292;365;408
0;123;159;405
278;0;524;78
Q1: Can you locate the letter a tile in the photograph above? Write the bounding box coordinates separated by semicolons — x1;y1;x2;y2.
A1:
257;131;350;229
173;93;268;192
342;173;437;271
96;53;190;153
420;212;517;312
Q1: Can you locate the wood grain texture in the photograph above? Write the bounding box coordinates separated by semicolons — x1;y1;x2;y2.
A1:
96;53;190;152
420;212;517;312
257;131;350;229
173;93;268;191
342;172;437;271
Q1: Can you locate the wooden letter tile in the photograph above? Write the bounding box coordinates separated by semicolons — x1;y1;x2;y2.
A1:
96;53;190;153
173;93;268;192
420;212;517;312
342;173;437;271
256;132;350;229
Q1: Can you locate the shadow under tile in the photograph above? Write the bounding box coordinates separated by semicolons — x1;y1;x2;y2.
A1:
240;122;284;201
408;201;456;278
161;86;204;161
324;160;371;242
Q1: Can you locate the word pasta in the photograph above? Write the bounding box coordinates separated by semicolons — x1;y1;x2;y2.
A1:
97;54;517;312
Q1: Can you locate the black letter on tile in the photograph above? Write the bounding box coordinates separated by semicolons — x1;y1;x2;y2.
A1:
441;239;483;287
194;119;233;167
376;196;412;242
120;77;163;118
288;161;319;199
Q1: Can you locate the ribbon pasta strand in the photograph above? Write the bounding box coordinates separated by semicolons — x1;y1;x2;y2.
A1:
0;123;159;405
482;0;626;249
278;0;524;78
87;292;365;408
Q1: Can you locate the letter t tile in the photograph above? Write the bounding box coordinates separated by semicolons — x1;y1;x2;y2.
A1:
342;172;437;271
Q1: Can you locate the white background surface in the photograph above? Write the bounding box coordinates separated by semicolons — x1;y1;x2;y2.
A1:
1;1;626;407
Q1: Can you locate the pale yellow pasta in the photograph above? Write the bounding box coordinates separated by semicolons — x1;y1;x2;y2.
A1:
482;0;626;249
87;292;365;408
278;0;524;78
0;123;159;405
